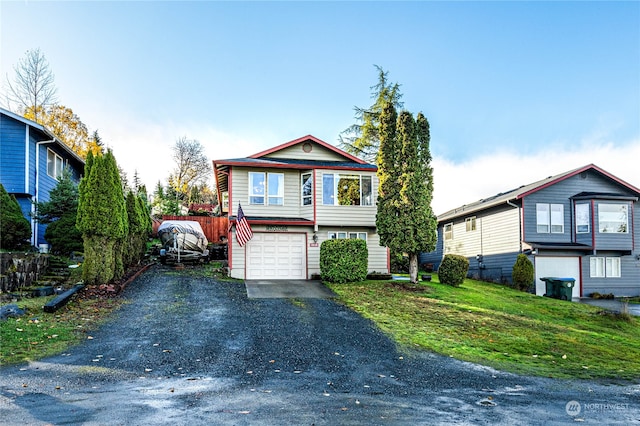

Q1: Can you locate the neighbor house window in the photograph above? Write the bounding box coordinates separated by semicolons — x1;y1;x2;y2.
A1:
590;257;621;278
47;149;64;180
444;223;453;240
301;173;313;206
536;203;564;233
222;192;229;209
328;231;367;241
465;217;476;232
249;172;284;205
322;173;372;206
598;203;628;233
575;203;590;233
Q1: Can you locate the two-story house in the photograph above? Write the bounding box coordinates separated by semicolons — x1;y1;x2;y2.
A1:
421;164;640;297
0;107;85;249
213;135;389;280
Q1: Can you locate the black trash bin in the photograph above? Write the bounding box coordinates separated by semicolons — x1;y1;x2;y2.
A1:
541;277;558;298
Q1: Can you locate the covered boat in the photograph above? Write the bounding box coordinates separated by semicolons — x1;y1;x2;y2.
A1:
157;220;209;263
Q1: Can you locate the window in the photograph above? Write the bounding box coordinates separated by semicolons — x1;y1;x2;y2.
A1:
301;173;313;206
465;217;476;232
328;231;367;241
444;223;453;240
249;172;283;205
322;173;372;206
536;203;564;233
598;203;628;233
576;203;590;233
268;173;284;205
222;192;229;209
47;149;64;179
590;257;621;278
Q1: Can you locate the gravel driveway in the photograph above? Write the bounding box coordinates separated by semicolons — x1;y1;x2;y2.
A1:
1;265;638;425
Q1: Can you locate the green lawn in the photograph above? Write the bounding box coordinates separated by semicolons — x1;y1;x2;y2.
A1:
327;276;640;380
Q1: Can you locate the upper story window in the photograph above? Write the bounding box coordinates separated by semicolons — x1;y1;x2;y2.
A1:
444;223;453;240
465;217;476;232
301;173;313;206
222;192;229;210
536;203;564;233
598;203;628;233
575;203;590;233
322;173;372;206
47;149;64;180
249;172;284;205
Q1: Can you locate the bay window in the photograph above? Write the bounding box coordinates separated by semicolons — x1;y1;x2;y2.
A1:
322;173;372;206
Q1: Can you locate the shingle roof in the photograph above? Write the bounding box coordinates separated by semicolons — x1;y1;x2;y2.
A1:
437;164;640;222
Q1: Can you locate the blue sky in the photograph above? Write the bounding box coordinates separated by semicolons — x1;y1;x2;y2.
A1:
2;1;639;213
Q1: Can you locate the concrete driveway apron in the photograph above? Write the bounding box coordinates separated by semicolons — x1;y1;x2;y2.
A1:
245;280;336;299
0;265;638;425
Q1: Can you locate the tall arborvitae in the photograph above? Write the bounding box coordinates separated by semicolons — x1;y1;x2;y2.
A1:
376;103;437;283
0;184;31;250
76;149;128;285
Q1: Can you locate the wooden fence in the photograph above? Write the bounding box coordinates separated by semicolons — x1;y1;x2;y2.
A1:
154;216;229;243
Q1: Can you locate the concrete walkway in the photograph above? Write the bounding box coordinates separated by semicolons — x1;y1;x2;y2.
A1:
577;298;640;316
245;279;336;299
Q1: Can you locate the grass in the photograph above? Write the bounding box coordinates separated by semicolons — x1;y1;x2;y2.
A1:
0;293;123;366
327;276;640;381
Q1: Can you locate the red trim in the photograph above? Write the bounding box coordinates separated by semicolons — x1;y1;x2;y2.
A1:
228;168;233;269
231;218;314;226
313;169;317;224
578;256;583;297
632;202;636;251
517;164;640;200
213;159;375;172
591;199;596;251
249;135;367;164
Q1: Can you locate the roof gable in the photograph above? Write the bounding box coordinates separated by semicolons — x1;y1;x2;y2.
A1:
249;135;367;164
438;164;640;222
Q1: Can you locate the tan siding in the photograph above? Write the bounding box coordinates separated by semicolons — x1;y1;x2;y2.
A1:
263;142;346;161
229;230;246;279
231;167;309;218
444;209;520;257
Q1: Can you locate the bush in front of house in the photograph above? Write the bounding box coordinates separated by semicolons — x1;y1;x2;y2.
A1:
512;254;534;292
438;254;469;287
0;183;31;250
320;238;368;283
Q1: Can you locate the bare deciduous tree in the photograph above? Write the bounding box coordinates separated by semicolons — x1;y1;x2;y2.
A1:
169;137;212;200
5;48;58;123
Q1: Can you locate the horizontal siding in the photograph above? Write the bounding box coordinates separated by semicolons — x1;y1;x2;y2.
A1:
582;254;640;297
230;167;309;219
0;115;27;193
264;142;346;162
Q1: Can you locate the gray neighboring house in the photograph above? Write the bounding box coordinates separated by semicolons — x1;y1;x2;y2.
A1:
420;164;640;297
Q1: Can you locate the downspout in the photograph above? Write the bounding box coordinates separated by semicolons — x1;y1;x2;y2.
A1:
33;139;56;247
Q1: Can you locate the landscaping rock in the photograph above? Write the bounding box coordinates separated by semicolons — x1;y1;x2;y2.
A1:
0;304;26;321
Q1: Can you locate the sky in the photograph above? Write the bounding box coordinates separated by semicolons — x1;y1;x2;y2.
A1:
1;1;639;215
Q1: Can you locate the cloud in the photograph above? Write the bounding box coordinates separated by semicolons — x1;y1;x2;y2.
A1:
431;139;640;215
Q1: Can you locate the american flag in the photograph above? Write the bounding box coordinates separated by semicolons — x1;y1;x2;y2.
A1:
235;204;253;247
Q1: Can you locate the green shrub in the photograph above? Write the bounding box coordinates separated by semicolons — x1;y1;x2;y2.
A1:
390;249;409;273
0;184;31;250
512;254;534;291
44;211;83;255
320;239;368;283
438;254;469;287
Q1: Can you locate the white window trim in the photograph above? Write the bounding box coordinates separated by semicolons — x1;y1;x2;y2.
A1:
322;173;373;206
465;217;476;232
598;203;628;234
575;203;590;234
590;256;621;278
249;172;284;206
47;148;64;179
327;231;367;241
536;203;564;234
301;173;313;206
444;223;453;240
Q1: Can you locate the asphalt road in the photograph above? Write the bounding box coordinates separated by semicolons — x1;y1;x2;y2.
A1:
0;265;638;425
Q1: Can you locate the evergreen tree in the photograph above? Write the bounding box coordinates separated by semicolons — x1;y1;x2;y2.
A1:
376;103;437;283
339;65;404;162
0;184;31;250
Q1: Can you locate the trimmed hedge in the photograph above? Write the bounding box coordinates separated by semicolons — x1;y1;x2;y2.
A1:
320;238;368;283
438;254;469;287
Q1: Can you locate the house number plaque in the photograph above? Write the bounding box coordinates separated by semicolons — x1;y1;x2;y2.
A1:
266;225;288;232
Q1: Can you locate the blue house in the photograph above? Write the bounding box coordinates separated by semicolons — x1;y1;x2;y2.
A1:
0;107;85;249
421;164;640;297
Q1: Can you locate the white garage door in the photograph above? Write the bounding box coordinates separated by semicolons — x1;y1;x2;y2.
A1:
534;256;581;298
246;233;306;279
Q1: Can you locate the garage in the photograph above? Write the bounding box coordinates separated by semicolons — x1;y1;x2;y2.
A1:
534;256;581;298
246;233;306;279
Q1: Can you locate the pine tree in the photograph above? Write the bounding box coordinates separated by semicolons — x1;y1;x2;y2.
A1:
0;184;31;250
